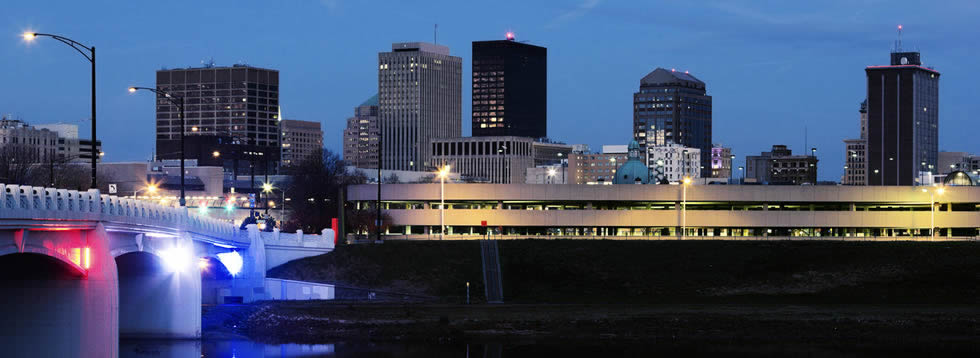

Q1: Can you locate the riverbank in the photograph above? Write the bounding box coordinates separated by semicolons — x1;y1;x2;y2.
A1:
233;301;979;354
268;240;980;304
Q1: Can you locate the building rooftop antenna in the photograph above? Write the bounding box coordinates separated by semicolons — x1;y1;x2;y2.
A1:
895;24;903;52
434;24;438;44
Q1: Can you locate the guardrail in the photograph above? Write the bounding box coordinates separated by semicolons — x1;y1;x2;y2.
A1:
0;184;242;243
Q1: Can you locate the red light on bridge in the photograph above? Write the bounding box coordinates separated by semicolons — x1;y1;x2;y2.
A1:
70;247;92;270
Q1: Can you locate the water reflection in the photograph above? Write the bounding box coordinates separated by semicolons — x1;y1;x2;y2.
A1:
121;339;336;358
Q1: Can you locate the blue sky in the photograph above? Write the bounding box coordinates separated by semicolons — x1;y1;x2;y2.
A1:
2;0;978;181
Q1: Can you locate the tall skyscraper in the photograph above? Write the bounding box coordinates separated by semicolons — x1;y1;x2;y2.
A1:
343;94;379;168
155;64;281;175
633;68;712;177
472;34;547;138
280;119;322;167
378;42;462;171
865;42;939;185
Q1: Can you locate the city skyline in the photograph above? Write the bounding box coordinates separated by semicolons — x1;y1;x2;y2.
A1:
2;1;979;181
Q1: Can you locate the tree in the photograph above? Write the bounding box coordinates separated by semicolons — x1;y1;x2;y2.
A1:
384;172;401;184
345;207;393;238
282;148;365;233
0;145;96;190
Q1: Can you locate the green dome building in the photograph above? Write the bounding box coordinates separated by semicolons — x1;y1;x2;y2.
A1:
613;141;650;184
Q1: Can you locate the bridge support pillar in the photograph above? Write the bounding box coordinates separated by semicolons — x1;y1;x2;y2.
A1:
227;224;267;303
117;231;201;339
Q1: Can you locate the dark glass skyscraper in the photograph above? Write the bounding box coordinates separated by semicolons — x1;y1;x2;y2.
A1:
633;68;712;177
472;36;547;138
866;51;939;185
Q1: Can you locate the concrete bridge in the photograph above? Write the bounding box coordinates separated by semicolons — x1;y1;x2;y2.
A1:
0;184;334;358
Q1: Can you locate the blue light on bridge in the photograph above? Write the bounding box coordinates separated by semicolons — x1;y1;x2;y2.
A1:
216;251;243;276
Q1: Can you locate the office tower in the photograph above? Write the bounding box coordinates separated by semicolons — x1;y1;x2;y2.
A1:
378;42;462;171
472;35;547;138
842;100;868;185
280;119;323;167
710;145;732;179
342;94;380;168
155;64;281;175
745;145;818;185
430;136;571;184
866;43;939;185
633;68;712;177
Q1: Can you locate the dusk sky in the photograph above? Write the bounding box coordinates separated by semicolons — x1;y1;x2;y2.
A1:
2;0;978;181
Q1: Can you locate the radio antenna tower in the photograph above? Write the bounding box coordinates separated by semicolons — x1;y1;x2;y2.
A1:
895;24;904;52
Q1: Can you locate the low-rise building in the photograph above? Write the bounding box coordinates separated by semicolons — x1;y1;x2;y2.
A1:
430;136;572;183
745;145;817;185
710;145;733;180
347;183;980;238
647;143;701;184
567;146;628;185
525;164;568;184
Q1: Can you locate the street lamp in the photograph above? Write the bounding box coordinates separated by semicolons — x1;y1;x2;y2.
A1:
262;182;274;214
133;184;158;198
729;154;736;184
922;186;945;239
547;168;557;184
129;86;186;206
738;166;744;184
682;176;692;239
23;32;98;188
437;165;451;240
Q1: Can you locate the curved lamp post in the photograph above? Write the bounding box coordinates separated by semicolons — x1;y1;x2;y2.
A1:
23;32;98;188
128;86;186;207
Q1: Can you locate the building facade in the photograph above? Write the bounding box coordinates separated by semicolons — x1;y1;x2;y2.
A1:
280;119;323;167
525;164;568;184
348;184;980;238
843;139;867;185
155;65;281;174
430;136;571;184
342;95;379;169
633;68;712;177
842;100;869;185
35;123;102;163
378;42;462;171
709;146;732;180
0;117;58;163
745;145;818;185
471;36;547;138
939;151;980;175
647;144;701;184
866;50;939;185
567;146;628;185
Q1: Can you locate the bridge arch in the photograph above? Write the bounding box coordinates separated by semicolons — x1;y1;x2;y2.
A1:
0;252;117;357
115;250;201;339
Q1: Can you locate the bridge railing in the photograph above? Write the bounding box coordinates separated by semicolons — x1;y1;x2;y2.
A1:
0;184;243;243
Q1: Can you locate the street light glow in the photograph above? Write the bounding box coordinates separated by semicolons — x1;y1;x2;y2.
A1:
262;182;274;193
22;32;36;41
547;168;557;177
212;151;220;158
128;87;137;93
682;177;692;185
438;165;451;178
